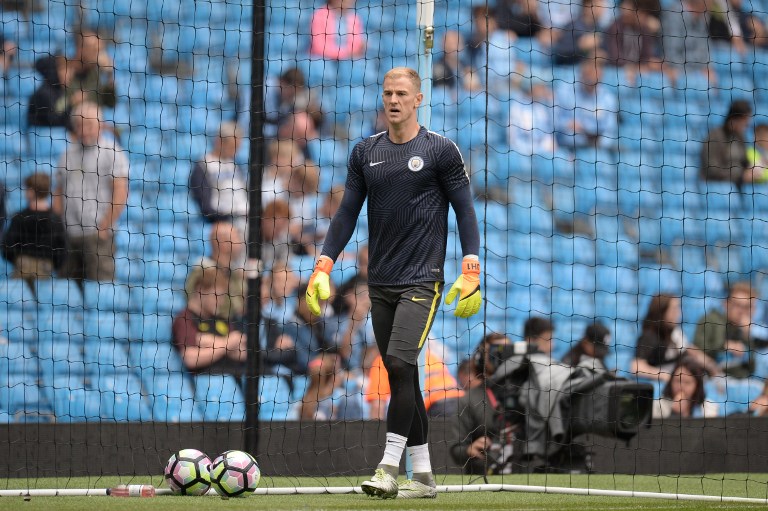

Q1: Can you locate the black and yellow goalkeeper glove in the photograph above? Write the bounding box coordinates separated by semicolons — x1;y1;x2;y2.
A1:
306;255;333;316
445;256;482;318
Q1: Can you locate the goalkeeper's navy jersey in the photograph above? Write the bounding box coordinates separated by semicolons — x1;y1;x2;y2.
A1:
345;126;470;286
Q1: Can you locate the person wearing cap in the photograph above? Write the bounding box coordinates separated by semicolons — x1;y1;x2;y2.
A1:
701;99;754;184
561;322;611;371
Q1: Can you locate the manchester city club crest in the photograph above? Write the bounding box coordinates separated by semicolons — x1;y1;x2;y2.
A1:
408;156;424;172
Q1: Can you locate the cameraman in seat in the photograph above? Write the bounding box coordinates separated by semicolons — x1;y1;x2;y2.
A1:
449;333;517;475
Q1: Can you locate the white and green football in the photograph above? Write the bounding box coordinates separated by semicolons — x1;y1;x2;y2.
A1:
164;449;212;496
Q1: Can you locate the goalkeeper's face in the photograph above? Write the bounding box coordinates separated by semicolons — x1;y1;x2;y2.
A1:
382;76;423;128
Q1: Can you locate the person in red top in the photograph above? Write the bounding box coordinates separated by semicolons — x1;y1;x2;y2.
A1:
172;267;247;377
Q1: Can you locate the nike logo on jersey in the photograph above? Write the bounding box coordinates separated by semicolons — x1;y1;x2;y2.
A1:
369;161;385;166
411;297;427;302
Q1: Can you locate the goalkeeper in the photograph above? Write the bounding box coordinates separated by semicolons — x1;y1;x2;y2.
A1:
306;67;481;499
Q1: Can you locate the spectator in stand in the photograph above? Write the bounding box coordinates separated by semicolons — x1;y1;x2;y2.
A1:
2;173;66;280
309;0;366;60
334;280;375;371
524;316;555;356
53;101;128;282
0;33;16;79
634;294;721;382
262;139;305;204
28;55;81;128
508;76;557;156
313;185;345;249
468;7;526;96
185;222;246;322
554;58;618;151
190;121;248;237
562;322;611;370
286;162;322;256
261;262;300;323
700;100;753;184
69;27;116;109
299;354;340;420
333;244;369;315
265;67;323;140
708;0;749;54
694;282;759;379
433;31;481;94
660;0;716;84
735;0;768;48
603;0;662;84
173;266;247;377
747;123;768;183
261;198;292;271
449;333;511;475
652;356;719;418
277;281;339;376
495;0;554;45
299;353;365;420
552;0;609;65
537;0;581;31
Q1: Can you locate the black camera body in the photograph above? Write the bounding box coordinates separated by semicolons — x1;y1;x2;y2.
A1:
488;350;654;442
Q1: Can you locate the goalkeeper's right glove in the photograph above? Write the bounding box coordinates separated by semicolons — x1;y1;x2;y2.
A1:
306;255;333;316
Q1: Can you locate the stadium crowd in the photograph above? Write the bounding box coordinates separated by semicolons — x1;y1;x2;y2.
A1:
2;0;768;432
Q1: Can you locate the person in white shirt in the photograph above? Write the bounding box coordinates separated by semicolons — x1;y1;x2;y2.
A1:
53;101;129;282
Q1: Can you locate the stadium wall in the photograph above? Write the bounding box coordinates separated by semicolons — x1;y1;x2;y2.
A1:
1;419;767;478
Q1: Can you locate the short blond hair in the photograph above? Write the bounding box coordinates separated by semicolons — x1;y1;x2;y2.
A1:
383;67;421;92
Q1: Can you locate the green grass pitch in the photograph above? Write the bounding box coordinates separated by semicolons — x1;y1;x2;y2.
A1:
0;474;766;510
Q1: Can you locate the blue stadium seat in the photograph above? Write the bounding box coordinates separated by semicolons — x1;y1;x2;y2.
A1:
50;375;102;423
37;334;86;379
25;126;68;164
34;279;83;309
94;371;151;422
0;279;35;309
637;266;681;296
0;303;37;345
147;372;202;422
194;373;245;422
128;340;185;374
36;304;85;345
84;338;130;376
129;287;186;316
127;313;174;344
595;265;638;294
0;374;47;420
81;281;132;312
259;375;293;421
705;377;764;416
551;235;596;266
0;340;35;378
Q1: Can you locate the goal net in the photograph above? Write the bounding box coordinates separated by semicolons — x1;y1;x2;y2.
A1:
0;0;768;502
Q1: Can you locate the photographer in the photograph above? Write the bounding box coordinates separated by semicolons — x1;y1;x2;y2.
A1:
449;333;514;475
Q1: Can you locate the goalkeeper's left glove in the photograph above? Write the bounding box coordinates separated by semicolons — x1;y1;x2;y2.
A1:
445;255;482;318
306;255;333;317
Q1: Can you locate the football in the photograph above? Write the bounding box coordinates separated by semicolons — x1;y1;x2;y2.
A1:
164;449;212;496
209;450;261;497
